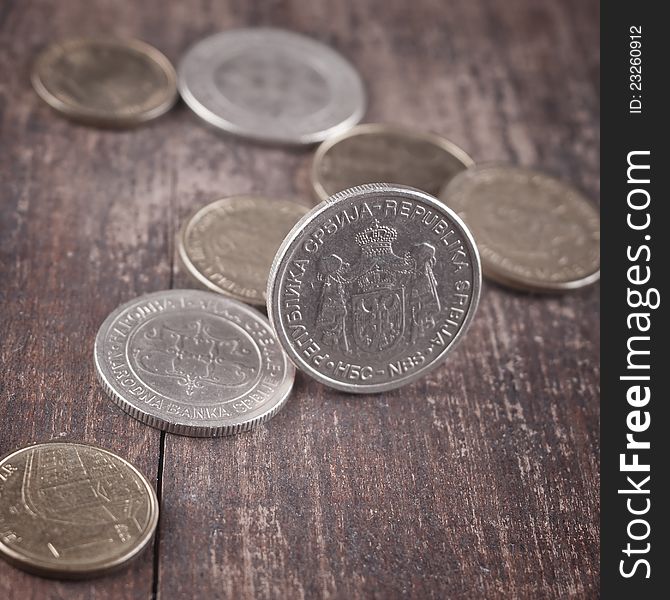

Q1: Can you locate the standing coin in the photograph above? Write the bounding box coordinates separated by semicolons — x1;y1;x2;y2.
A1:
267;184;481;393
440;164;600;292
95;290;295;436
0;442;158;579
311;123;473;202
178;28;366;145
178;196;310;306
32;38;177;127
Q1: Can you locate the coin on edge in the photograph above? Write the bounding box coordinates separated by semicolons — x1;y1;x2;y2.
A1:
0;442;158;579
440;164;600;292
178;196;310;306
95;290;295;436
311;123;474;202
32;37;178;127
177;28;366;145
267;183;481;393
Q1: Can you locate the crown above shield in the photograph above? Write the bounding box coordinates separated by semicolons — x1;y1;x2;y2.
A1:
355;219;397;256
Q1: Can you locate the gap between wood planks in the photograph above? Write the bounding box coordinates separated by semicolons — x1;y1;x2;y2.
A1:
151;167;178;598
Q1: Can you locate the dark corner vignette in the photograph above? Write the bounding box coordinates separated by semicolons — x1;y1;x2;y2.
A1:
601;3;668;596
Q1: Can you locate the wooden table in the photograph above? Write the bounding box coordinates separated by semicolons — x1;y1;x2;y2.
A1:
0;0;600;598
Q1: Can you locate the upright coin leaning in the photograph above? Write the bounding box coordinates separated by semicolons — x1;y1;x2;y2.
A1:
178;28;366;145
95;290;295;436
32;38;177;127
0;442;158;578
178;196;310;306
267;184;482;393
440;164;600;291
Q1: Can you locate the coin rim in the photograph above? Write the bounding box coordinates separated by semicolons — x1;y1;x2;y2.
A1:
177;196;310;306
177;27;367;146
267;183;482;394
310;123;475;203
31;37;178;127
439;163;601;292
94;289;295;436
0;441;159;579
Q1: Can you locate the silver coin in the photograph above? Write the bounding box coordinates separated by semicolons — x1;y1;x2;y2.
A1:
94;290;295;436
267;184;482;393
177;28;366;145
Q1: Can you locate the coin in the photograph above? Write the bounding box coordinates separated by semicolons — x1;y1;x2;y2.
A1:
311;124;474;202
0;442;158;579
267;183;481;393
178;196;310;306
94;290;295;436
440;164;600;292
32;37;177;127
177;28;366;145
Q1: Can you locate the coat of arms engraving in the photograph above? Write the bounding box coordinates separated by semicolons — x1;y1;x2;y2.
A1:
314;220;441;355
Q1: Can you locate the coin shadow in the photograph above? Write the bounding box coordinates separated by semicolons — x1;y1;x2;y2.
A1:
186;115;320;155
484;278;600;297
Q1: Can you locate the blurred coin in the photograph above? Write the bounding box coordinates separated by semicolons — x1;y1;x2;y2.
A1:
32;37;177;127
440;164;600;291
178;28;366;145
267;183;481;393
311;123;473;202
178;196;309;306
0;442;158;579
95;290;295;436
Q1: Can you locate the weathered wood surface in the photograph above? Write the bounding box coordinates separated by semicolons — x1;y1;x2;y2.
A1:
0;0;600;598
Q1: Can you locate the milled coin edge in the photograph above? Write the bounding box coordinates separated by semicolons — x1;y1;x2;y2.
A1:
266;183;482;394
0;441;159;579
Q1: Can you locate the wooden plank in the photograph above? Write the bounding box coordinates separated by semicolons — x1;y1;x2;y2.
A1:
1;0;600;598
0;1;170;596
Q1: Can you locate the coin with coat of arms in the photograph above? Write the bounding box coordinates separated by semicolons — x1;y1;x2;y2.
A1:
94;290;295;436
0;442;158;578
440;164;600;292
267;184;482;393
178;196;310;306
178;28;366;145
32;38;177;127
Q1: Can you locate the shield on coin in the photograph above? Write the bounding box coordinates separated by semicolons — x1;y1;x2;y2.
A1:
352;288;405;353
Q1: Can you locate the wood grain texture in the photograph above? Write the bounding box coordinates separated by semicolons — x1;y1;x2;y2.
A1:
0;0;599;598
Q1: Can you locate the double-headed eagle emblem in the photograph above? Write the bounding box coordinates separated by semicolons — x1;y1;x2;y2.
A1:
314;219;441;354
